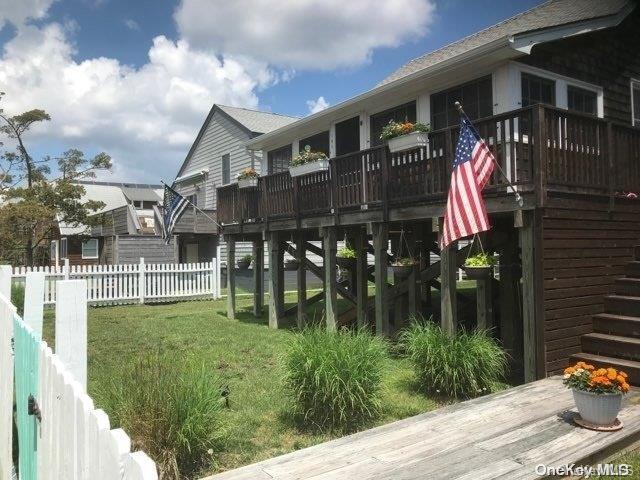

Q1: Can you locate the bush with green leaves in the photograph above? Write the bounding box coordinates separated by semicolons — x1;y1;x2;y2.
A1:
401;321;507;399
11;283;25;315
283;327;387;431
337;245;356;259
96;352;226;479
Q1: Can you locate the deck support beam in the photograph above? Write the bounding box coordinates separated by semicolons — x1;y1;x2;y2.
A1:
476;277;494;331
226;235;236;320
252;239;264;317
500;229;522;376
407;230;419;321
322;227;338;330
296;232;307;329
268;232;285;328
355;227;368;328
520;210;538;382
373;223;389;336
440;225;457;335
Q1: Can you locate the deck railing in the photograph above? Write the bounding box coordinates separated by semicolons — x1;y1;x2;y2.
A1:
217;105;640;225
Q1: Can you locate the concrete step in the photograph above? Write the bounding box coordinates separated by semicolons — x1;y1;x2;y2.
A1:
571;352;640;385
615;278;640;296
581;332;640;361
604;295;640;316
593;313;640;337
626;261;640;278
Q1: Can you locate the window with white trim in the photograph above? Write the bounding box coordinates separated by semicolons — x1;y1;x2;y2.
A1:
568;85;597;116
81;238;99;259
222;153;231;184
60;238;68;259
632;79;640;127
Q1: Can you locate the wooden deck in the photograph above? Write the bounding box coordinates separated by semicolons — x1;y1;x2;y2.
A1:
203;377;640;480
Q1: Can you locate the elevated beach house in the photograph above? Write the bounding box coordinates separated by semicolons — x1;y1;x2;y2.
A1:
171;104;298;262
217;0;640;384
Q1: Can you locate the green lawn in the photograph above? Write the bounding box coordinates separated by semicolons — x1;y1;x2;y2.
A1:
42;293;447;477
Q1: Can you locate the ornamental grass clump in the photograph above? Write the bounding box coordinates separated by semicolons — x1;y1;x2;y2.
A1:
401;321;507;399
283;327;387;431
97;352;226;480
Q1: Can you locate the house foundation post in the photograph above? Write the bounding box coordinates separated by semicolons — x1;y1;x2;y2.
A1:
520;210;538;382
268;231;284;328
226;235;236;320
440;219;457;336
296;232;307;329
372;223;389;336
322;227;338;331
355;227;368;328
252;238;264;317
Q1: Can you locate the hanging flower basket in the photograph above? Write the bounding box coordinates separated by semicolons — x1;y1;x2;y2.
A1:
463;252;494;280
391;259;416;279
284;259;299;271
463;265;493;280
237;257;252;270
336;245;357;269
564;361;629;429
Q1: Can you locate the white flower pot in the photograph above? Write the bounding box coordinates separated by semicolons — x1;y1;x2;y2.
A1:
289;159;330;177
572;389;622;426
238;177;258;188
387;132;428;153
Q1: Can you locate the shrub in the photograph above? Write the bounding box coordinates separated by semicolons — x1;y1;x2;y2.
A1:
401;321;507;399
283;327;387;431
11;283;25;315
337;245;356;259
97;352;226;479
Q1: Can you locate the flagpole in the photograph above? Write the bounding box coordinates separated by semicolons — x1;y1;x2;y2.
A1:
454;102;523;207
160;180;222;228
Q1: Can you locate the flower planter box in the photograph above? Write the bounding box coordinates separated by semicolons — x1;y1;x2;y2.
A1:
463;265;493;280
289;159;330;177
387;132;428;153
237;259;251;270
238;178;258;189
572;389;622;426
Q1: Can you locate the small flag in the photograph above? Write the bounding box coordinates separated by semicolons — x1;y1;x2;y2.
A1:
162;184;189;244
440;115;495;249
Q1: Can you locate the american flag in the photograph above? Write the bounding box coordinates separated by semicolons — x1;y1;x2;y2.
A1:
440;115;495;249
162;184;189;244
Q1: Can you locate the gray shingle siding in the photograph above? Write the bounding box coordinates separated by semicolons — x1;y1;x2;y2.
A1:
115;236;178;264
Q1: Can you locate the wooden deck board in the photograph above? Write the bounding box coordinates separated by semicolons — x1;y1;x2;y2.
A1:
202;378;640;480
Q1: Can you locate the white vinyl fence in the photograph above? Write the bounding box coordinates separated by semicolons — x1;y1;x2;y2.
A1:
11;258;222;306
0;270;158;480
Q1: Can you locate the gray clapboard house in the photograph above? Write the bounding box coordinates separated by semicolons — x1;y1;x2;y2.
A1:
172;104;298;263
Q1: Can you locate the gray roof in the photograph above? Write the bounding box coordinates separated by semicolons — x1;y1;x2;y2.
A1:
218;105;298;134
380;0;630;86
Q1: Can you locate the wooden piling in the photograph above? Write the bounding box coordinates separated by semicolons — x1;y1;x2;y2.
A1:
322;227;338;330
252;238;264;317
226;236;236;320
373;223;389;335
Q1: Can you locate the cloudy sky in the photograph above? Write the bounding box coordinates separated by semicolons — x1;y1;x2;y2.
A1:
0;0;541;184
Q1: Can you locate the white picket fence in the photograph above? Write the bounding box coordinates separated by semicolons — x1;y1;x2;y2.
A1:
11;258;222;306
0;270;158;480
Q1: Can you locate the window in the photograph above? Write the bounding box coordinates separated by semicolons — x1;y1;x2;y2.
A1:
370;101;416;146
299;131;330;155
60;238;68;259
568;86;597;115
267;145;292;174
81;239;99;259
521;73;555;107
185;194;197;207
335;116;360;156
50;240;57;262
632;80;640;127
431;76;493;130
222;153;231;184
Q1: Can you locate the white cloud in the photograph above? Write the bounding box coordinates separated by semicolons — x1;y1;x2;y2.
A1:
306;96;329;114
123;18;140;31
174;0;436;70
0;0;54;28
0;22;278;182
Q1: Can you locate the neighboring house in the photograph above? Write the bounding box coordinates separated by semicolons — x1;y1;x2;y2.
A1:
52;181;178;266
217;0;640;381
172;104;298;262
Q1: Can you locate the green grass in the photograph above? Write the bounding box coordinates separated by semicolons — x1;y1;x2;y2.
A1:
593;449;640;478
42;293;441;477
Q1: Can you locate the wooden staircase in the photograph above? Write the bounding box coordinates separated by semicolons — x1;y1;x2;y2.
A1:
572;245;640;385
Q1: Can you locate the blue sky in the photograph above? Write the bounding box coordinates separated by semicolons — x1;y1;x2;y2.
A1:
0;0;543;182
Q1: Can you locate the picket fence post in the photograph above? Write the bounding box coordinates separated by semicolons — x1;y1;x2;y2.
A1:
24;271;45;338
55;279;88;389
211;258;217;300
63;258;70;280
0;265;10;300
215;245;222;298
0;265;15;480
139;258;146;304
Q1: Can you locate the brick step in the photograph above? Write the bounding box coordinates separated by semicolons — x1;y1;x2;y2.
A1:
593;313;640;337
571;352;640;386
604;295;640;316
581;332;640;361
626;261;640;278
615;278;640;296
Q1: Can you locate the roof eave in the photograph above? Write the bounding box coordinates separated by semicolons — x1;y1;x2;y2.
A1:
246;35;514;151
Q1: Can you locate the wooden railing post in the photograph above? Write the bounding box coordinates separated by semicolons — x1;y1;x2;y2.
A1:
330;159;339;217
532;104;547;207
607;121;615;208
380;148;389;221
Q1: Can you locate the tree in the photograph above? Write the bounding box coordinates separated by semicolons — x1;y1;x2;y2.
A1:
0;93;112;266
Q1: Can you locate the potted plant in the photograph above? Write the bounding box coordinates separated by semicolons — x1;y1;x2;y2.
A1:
284;258;299;271
380;120;430;153
391;257;416;279
289;145;330;177
237;167;259;188
463;253;495;280
336;245;357;269
564;361;629;428
237;254;252;270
